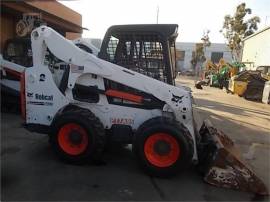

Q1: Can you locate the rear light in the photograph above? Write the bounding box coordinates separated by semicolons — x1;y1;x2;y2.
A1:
20;71;26;121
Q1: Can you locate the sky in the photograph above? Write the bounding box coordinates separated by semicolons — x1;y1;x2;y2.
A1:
61;0;270;43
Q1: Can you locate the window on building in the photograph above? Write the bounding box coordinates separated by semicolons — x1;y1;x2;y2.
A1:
211;52;224;63
176;50;185;61
257;66;270;74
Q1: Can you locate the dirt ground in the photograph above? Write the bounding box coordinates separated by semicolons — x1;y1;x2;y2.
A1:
176;76;270;194
1;76;270;201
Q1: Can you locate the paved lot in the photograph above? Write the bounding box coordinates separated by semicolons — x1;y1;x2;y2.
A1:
1;76;270;201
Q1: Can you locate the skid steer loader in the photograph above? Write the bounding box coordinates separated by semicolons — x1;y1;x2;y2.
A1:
18;26;268;195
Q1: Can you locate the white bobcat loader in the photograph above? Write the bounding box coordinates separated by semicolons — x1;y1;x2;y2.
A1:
15;26;267;195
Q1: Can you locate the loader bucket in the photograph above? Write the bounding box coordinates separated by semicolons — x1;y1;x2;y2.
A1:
197;120;268;195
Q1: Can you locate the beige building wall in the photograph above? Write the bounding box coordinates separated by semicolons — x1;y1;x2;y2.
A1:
242;27;270;70
66;32;81;40
25;1;82;27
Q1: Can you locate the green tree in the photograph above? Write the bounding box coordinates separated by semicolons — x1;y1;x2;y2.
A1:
220;3;260;61
191;43;205;70
191;30;211;75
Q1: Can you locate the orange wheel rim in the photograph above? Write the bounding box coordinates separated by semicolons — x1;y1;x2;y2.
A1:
144;133;180;167
58;123;88;155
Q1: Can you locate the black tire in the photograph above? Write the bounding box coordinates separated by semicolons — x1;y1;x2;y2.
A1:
133;117;194;177
50;107;106;164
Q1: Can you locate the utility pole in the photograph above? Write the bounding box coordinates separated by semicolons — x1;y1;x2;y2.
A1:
156;6;159;24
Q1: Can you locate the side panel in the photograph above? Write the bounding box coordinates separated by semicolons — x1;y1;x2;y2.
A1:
67;73;163;130
25;64;69;125
76;100;162;130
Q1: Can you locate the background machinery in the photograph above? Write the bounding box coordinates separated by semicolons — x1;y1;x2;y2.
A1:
200;59;244;90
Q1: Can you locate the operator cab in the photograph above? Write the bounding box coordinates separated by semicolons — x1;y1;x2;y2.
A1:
99;24;178;85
